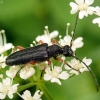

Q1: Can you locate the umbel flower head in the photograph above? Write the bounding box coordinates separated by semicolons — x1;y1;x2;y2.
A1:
0;78;19;99
70;0;95;19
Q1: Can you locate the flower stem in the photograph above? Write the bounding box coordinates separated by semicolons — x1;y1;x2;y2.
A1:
38;83;53;100
18;82;36;92
70;12;79;47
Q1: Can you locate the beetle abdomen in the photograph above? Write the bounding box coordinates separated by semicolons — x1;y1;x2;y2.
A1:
6;43;48;66
6;50;48;65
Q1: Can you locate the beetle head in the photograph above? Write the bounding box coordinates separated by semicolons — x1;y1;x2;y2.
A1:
62;45;75;57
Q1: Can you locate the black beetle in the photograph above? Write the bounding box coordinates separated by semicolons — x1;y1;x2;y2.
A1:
5;42;99;91
6;43;73;66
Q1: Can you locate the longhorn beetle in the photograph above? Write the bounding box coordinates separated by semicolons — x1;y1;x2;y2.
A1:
5;14;99;91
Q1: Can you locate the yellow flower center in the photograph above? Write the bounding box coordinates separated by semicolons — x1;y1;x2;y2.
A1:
78;3;88;11
51;70;59;78
74;63;82;70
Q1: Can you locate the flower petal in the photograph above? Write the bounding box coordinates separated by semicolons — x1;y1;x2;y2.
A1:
8;92;13;99
87;7;95;15
63;35;71;44
94;6;100;16
82;57;92;66
50;30;59;38
70;70;79;75
22;90;32;100
54;66;62;73
51;78;61;85
92;17;100;27
33;90;43;100
72;37;83;51
11;84;19;93
0;93;6;99
2;78;11;85
20;66;35;80
6;66;20;79
70;2;78;14
79;10;87;19
75;0;84;4
22;90;32;97
44;74;52;81
85;0;94;5
59;71;69;80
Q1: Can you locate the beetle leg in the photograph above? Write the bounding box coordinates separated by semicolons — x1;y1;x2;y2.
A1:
52;39;60;45
52;39;58;44
40;60;51;79
29;61;35;65
47;60;51;65
13;46;24;52
13;62;35;79
52;39;62;47
54;57;78;71
38;40;44;44
13;65;25;79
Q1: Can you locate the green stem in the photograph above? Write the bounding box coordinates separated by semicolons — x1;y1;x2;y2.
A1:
18;82;36;92
38;83;53;100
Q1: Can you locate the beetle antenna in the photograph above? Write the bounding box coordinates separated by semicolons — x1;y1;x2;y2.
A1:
72;55;99;92
70;13;79;47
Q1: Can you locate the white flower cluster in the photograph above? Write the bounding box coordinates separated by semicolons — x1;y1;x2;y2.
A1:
70;0;100;27
0;0;99;99
0;24;92;99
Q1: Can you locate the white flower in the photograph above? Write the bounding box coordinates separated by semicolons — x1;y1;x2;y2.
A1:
0;30;13;54
36;26;59;45
0;78;19;99
65;57;92;75
0;54;7;68
59;35;83;51
70;0;95;19
80;57;92;72
44;66;69;85
6;66;20;79
94;6;100;16
92;6;100;27
21;90;43;100
92;17;100;27
19;64;35;80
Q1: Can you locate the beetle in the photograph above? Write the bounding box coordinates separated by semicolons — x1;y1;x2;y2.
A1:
5;41;99;91
6;43;73;66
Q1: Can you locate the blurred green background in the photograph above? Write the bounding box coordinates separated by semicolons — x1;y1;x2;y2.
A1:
0;0;100;100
